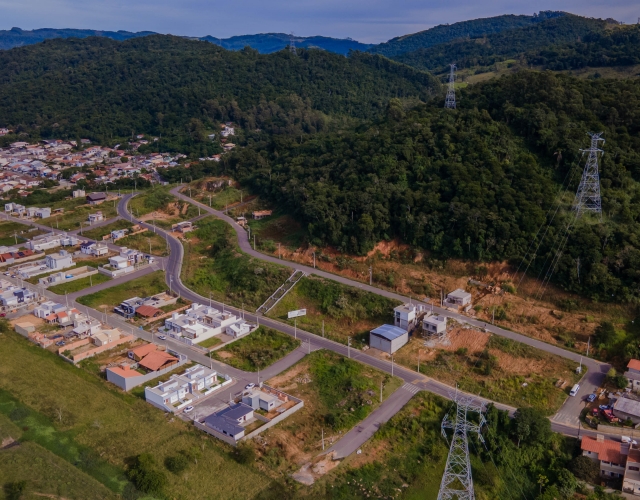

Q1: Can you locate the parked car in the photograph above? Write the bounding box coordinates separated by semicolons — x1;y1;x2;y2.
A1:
599;405;611;410
592;408;599;416
0;313;5;317
245;383;256;390
601;409;619;423
3;272;9;276
55;341;65;347
157;335;167;340
587;394;597;402
183;406;194;413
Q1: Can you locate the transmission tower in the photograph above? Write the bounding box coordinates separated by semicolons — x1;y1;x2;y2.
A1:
444;64;457;109
437;391;486;500
289;32;297;54
572;132;605;219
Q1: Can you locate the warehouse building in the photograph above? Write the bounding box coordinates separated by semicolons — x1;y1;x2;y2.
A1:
369;324;408;354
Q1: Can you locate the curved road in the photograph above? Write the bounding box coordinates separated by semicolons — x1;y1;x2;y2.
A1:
116;192;611;440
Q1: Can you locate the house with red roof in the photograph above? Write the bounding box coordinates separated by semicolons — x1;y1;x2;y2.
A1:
625;359;640;392
581;435;628;479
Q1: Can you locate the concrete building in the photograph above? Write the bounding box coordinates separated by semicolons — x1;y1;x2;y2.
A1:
393;303;423;330
624;448;640;496
446;289;472;307
614;398;640;424
88;211;104;224
242;389;282;412
72;189;86;198
369;324;409;354
164;303;248;343
145;364;220;412
203;403;253;441
423;314;447;335
45;250;74;270
625;360;640;392
86;192;107;205
26;234;62;251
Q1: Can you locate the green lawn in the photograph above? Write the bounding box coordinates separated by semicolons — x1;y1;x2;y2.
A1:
267;276;401;345
0;331;274;499
0;220;33;245
197;336;223;349
82;219;133;241
48;273;111;295
77;271;168;309
211;327;300;371
182;217;291;309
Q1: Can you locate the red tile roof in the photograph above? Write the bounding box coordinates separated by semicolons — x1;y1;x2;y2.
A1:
628;360;640;371
107;365;140;378
581;436;626;464
135;305;163;318
129;343;157;360
138;351;178;372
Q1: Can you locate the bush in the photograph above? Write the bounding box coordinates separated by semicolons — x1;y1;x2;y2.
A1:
570;455;600;482
126;453;167;495
164;454;189;474
3;481;27;500
615;375;630;389
233;443;255;464
595;321;616;346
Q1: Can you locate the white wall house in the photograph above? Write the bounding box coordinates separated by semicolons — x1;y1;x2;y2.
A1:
423;315;447;335
393;303;424;330
45;250;74;270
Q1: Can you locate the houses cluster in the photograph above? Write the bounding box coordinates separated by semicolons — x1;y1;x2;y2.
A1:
161;303;254;345
114;292;177;319
580;435;640;495
26;233;80;251
5;203;51;219
99;246;150;278
11;249;75;280
0;279;38;308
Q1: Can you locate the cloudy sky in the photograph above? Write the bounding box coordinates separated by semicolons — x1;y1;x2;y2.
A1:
2;0;639;43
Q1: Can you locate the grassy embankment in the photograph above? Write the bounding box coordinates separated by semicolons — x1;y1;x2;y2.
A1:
0;330;276;499
0;220;39;246
181;217;291;310
48;273;111;294
83;219;169;256
180;177;247;210
268;275;401;346
211;327;300;371
77;271;168;309
128;185;199;229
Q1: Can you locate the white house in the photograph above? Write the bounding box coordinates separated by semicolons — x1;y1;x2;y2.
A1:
165;304;246;343
581;435;628;479
393;303;424;330
109;255;129;269
45;250;74;270
88;211;104;224
624;360;640;392
35;207;51;218
145;364;219;412
446;289;472;307
26;234;62;251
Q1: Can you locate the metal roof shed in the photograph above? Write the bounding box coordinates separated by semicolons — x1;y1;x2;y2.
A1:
369;324;409;354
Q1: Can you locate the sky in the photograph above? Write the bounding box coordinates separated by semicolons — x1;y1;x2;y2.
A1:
1;0;639;43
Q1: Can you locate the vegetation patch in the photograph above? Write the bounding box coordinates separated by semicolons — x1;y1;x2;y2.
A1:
211;327;299;371
182;216;291;309
48;273;111;294
77;271;168;309
268;276;401;345
82;219;133;241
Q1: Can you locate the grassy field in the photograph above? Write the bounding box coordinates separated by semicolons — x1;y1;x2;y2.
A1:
128;185;198;222
268;276;401;346
48;273;111;294
0;220;34;246
0;331;275;499
247;211;306;251
0;411;117;500
253;350;402;472
393;328;582;415
77;271;168;309
36;197;119;232
197;336;223;349
182;217;291;309
117;230;169;256
82;219;133;240
179;177;248;210
211;327;300;371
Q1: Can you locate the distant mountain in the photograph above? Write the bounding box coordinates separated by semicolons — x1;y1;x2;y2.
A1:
366;11;566;57
0;27;154;50
0;27;371;55
200;33;373;55
393;15;605;73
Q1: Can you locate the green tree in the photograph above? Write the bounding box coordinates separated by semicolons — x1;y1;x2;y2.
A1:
3;481;27;500
126;453;167;495
570;455;600;482
595;322;616;346
512;407;551;447
164;454;189;474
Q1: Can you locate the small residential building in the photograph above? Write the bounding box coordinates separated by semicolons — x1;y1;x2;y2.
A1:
45;250;73;270
171;221;193;233
128;343;158;361
72;317;102;336
625;360;640;392
33;301;66;319
369;324;409;354
242;389;281;412
203;403;253;441
138;350;179;372
393;303;423;330
252;210;272;220
92;328;120;347
35;207;51;218
226;321;252;338
581;435;628;479
109;255;129;269
145;364;219;411
26;234;61;251
72;189;86;198
423;315;447;335
623;448;640;496
135;304;163;319
613;398;640;424
446;289;472;307
115;297;144;318
86;192;107;205
88;211;104;224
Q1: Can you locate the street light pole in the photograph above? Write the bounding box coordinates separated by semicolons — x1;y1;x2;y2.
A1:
348;337;351;358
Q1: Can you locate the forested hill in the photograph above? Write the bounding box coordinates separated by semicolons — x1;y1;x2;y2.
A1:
366;11;566;58
0;35;439;151
394;15;606;73
201;34;372;55
0;27;155;50
218;72;640;302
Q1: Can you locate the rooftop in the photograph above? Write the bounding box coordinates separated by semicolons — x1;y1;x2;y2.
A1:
615;398;640;417
135;304;162;318
138;350;178;372
448;288;471;299
370;324;407;341
628;359;640;371
581;436;627;463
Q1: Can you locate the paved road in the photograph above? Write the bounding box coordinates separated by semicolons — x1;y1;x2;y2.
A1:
169;187;610;426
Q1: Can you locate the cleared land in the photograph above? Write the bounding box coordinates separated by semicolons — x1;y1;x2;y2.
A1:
128;185;198;229
77;271;168;309
391;326;581;415
0;220;35;246
82;219;132;240
268;275;401;346
180;177;251;211
0;331;274;499
211;327;300;371
37;197;119;232
181;217;291;309
48;273;111;294
254;350;402;473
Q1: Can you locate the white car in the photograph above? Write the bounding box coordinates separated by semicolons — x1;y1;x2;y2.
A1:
245;383;256;390
183;406;194;413
157;335;167;340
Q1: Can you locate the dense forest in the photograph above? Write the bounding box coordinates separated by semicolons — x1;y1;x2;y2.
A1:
394;15;606;73
0;35;438;152
205;71;640;302
367;11;566;58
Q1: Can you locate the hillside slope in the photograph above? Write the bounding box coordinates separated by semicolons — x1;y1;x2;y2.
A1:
367;11;565;57
0;27;154;50
0;35;439;149
201;33;372;55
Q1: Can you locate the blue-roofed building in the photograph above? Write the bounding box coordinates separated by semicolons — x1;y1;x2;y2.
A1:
203;403;254;441
369;324;409;354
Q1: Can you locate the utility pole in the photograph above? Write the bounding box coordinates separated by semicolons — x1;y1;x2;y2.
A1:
369;266;372;286
294;319;297;339
322;320;324;338
437;391;486;500
313;252;316;269
587;336;591;357
348;337;351;358
573;132;605;220
418;350;420;374
148;238;151;255
209;194;212;207
278;243;281;259
444;64;457;109
253;235;256;250
380;380;383;403
322;428;325;451
391;355;394;376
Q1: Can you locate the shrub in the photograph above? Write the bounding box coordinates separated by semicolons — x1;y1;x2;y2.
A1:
164;454;189;474
126;453;167;495
570;455;600;482
595;321;616;346
3;481;27;500
233;443;255;464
